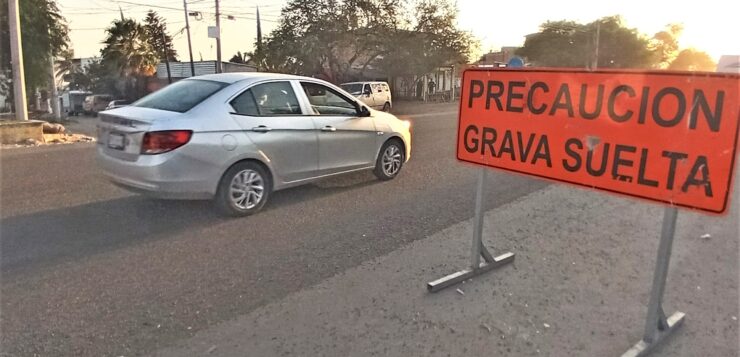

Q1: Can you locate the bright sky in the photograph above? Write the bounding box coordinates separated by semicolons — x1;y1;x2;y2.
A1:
59;0;738;63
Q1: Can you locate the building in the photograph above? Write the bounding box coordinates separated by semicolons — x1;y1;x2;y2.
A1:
155;61;258;80
391;65;463;102
475;47;521;67
150;60;258;92
717;55;740;73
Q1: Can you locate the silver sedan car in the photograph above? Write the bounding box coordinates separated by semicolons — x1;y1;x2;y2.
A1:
97;73;411;216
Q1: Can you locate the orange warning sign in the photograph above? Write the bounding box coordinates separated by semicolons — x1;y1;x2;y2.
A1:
457;68;740;213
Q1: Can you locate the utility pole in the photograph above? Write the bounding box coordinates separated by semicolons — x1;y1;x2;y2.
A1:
256;6;262;46
161;33;173;84
183;0;196;77
215;0;222;73
49;54;60;121
591;21;601;70
8;0;28;121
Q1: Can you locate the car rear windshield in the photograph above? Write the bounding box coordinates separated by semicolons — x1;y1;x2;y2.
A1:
132;79;229;113
340;83;363;95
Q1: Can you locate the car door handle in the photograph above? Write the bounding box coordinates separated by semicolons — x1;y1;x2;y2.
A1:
251;125;272;133
321;126;337;132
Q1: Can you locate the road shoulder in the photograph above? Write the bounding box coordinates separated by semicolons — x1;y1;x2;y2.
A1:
156;184;738;356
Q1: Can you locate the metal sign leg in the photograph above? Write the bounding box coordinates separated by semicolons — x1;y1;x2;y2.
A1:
622;207;685;357
427;168;515;292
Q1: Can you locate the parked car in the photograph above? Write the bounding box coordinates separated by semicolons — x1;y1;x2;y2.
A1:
105;99;131;111
97;73;412;216
83;94;113;116
340;81;392;111
61;90;91;116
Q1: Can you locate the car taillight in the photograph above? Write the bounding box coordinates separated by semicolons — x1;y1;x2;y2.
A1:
141;130;192;155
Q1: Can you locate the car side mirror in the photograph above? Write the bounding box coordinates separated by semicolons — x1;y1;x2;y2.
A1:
364;88;372;96
357;105;371;117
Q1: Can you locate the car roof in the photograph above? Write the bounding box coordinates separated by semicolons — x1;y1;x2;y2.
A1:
340;81;388;85
189;72;311;85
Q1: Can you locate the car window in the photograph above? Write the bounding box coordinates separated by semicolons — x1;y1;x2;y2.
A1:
133;79;229;113
301;82;358;116
247;81;302;115
363;84;370;94
340;83;363;95
230;89;260;116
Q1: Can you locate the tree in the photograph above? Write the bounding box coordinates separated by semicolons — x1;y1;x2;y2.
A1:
144;10;178;62
651;24;683;68
669;49;716;71
229;51;249;64
55;48;77;78
0;70;11;111
0;0;69;104
380;0;475;78
101;18;159;99
254;0;474;83
516;20;590;67
517;16;654;69
254;0;401;82
55;48;81;90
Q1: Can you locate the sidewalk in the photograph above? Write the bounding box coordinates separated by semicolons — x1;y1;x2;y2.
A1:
62;115;99;138
391;100;459;116
155;184;738;356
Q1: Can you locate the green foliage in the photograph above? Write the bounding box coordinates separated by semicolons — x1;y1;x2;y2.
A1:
60;58;118;96
651;24;683;68
253;0;474;82
144;10;178;62
101;18;159;98
517;16;654;69
0;0;69;102
229;51;249;64
55;48;77;79
0;70;11;111
377;1;476;78
101;18;159;77
517;20;590;67
669;49;716;71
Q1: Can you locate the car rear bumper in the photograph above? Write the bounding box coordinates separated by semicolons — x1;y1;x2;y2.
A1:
97;146;216;200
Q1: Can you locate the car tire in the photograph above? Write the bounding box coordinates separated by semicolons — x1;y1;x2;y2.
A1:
373;139;404;181
215;161;272;217
382;102;391;112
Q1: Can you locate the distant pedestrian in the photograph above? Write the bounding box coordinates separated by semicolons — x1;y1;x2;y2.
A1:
428;79;436;94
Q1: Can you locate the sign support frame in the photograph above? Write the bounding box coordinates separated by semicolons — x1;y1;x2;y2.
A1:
622;206;685;356
427;168;515;293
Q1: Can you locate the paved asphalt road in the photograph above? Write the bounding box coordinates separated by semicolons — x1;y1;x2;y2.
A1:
0;104;547;356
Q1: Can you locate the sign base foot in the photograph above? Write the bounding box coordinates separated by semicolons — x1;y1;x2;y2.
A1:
427;252;514;293
622;311;685;357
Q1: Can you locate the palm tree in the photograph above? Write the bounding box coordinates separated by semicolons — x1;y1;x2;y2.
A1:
101;18;159;98
55;48;79;89
55;49;77;77
229;51;250;64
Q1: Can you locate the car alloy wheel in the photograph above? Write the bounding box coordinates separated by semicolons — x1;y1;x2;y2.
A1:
229;169;265;210
381;144;402;177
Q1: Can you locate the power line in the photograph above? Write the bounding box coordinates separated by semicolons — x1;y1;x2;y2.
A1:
94;0;280;21
70;20;186;31
101;0;186;12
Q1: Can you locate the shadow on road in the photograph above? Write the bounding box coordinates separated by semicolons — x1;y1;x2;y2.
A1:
1;171;381;274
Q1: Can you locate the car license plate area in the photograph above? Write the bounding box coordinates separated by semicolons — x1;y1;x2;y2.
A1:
108;133;125;150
